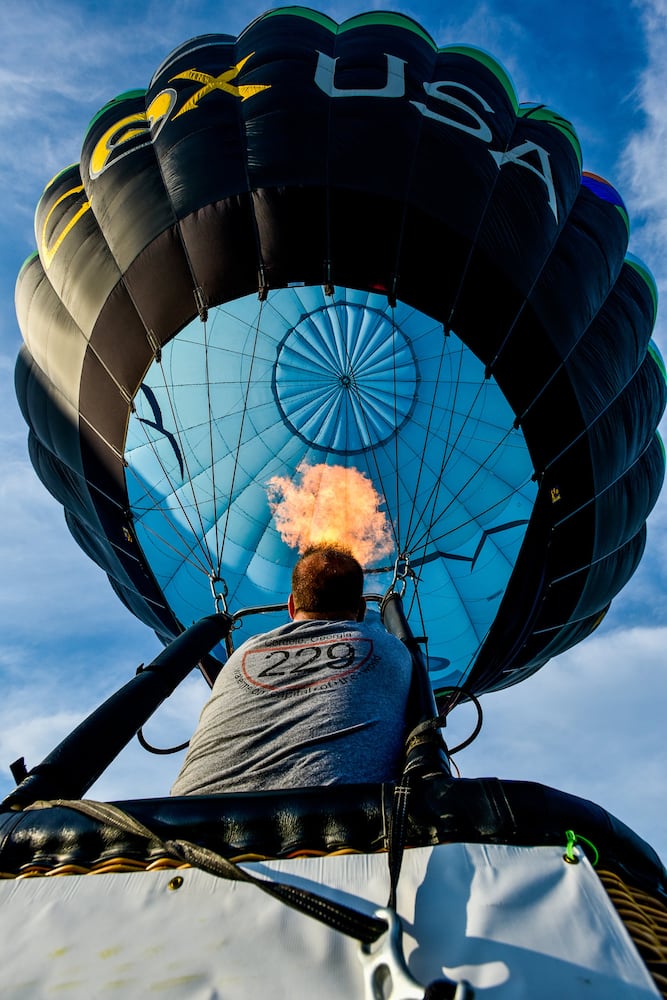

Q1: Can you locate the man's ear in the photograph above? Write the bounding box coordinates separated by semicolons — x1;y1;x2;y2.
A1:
288;593;296;620
356;596;367;622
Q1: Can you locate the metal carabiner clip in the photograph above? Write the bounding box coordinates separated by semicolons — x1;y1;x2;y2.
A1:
391;553;414;599
209;574;229;615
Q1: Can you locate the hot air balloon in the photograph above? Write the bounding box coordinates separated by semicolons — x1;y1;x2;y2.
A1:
14;8;666;700
6;11;667;997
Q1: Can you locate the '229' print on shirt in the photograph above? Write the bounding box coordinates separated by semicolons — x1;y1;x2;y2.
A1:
242;637;373;692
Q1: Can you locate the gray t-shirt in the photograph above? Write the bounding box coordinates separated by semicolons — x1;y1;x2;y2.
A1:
171;616;412;795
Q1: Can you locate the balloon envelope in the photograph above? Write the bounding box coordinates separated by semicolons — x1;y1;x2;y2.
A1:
15;8;666;697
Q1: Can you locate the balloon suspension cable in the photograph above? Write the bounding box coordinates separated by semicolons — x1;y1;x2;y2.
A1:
209;574;229;615
434;686;484;754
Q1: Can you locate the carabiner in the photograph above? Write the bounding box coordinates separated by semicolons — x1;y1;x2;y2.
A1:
390;553;415;599
209;574;229;615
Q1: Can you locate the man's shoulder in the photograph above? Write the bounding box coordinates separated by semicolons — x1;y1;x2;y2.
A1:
230;616;410;654
235;621;298;651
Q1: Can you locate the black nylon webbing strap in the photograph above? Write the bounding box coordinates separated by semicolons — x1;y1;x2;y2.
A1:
388;715;449;909
388;777;413;911
167;837;388;944
26;798;388;945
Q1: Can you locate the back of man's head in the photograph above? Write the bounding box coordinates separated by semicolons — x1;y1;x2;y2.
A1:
291;544;364;620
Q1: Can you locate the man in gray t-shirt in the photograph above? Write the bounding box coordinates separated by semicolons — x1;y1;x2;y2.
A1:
171;545;412;795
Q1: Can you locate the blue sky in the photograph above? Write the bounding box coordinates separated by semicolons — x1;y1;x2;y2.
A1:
1;0;666;862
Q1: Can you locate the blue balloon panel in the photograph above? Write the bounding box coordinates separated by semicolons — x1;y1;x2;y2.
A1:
125;286;536;690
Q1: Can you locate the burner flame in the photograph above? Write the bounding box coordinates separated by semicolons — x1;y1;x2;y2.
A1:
267;463;394;565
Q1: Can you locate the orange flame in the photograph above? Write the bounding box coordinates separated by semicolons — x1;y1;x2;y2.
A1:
267;463;394;565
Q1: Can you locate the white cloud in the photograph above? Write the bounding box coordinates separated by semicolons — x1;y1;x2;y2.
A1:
456;625;667;859
622;1;667;296
0;456;122;636
0;709;86;783
0;621;208;802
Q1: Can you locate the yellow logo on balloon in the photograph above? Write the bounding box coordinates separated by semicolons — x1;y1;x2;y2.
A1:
170;53;271;118
40;184;90;269
89;90;177;178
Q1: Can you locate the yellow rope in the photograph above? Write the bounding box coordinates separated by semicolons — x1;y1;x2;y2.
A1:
0;845;367;880
598;868;667;999
5;855;189;879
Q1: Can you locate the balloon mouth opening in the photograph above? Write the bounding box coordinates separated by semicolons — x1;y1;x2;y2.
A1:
124;284;536;691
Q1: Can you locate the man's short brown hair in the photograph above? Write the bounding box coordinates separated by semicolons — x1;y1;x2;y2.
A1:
291;544;363;617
